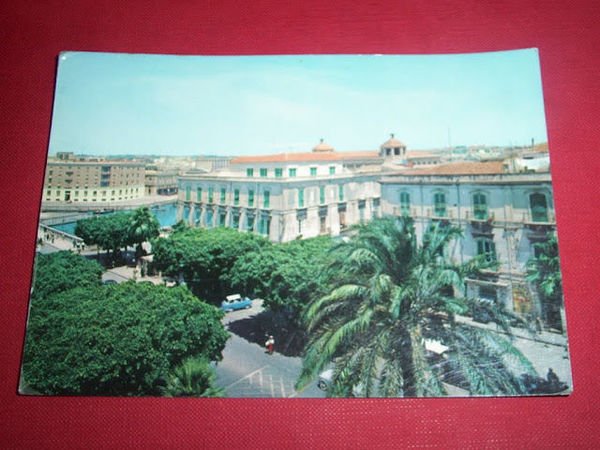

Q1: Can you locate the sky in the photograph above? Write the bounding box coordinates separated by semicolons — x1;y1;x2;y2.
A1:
48;49;548;156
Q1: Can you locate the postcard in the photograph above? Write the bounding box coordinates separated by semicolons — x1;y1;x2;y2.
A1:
21;50;572;397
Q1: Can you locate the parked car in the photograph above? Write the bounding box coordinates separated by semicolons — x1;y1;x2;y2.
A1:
220;294;252;312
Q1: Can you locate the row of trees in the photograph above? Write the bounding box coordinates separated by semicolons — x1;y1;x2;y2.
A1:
75;207;160;261
22;251;228;396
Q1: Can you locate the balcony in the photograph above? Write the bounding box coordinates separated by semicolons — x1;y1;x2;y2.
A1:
521;208;555;241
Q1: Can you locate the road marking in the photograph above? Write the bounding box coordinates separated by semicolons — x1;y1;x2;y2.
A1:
224;365;270;390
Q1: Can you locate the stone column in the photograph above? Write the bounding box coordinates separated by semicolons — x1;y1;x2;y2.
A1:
176;202;184;222
328;204;340;236
199;206;206;228
239;209;247;232
188;203;196;227
225;207;232;228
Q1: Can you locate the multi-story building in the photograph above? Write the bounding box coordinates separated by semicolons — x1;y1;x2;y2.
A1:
176;139;396;242
380;160;560;329
43;158;145;203
144;165;179;196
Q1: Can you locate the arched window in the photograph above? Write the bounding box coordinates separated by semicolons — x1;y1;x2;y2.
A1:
399;191;410;215
529;193;548;222
433;192;446;217
472;192;488;220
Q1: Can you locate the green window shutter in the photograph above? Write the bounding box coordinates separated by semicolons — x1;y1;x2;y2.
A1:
260;168;268;177
473;193;487;220
248;190;254;207
208;187;214;203
320;186;325;204
197;187;202;202
289;168;297;177
338;185;344;201
185;186;191;201
264;191;270;208
234;189;240;206
310;167;317;176
220;188;226;203
329;166;336;175
247;168;254;177
275;168;283;178
298;189;304;208
400;192;410;215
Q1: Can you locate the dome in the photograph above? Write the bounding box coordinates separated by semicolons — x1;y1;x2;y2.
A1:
380;133;406;149
312;138;335;153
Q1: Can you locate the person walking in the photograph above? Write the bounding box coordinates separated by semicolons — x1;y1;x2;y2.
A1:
265;335;275;355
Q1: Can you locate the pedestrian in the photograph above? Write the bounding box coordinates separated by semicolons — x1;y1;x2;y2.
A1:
265;335;275;355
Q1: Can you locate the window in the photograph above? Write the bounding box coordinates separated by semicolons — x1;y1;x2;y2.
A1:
433;192;446;217
197;187;202;202
473;192;488;220
529;193;548;222
275;168;283;178
185;186;191;201
320;186;325;204
208;187;214;203
288;168;297;177
310;167;317;176
258;216;271;235
298;189;304;208
477;238;497;262
260;168;268;178
338;185;344;202
248;189;255;207
46;190;51;196
247;215;254;231
246;168;254;177
400;192;410;215
263;191;270;208
220;188;226;203
329;166;336;175
234;189;240;206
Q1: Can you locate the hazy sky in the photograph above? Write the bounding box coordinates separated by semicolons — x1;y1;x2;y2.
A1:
49;49;548;156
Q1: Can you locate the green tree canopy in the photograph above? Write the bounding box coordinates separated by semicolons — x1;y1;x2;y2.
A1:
31;251;103;301
152;227;269;302
226;236;333;324
162;356;224;397
22;281;228;395
297;217;535;397
75;211;132;258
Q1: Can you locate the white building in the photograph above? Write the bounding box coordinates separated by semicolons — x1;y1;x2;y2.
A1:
380;160;560;329
177;139;389;242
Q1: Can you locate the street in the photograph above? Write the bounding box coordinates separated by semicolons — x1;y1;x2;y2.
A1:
215;300;323;398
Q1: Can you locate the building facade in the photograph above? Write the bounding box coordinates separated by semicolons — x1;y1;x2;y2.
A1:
145;166;179;196
380;161;559;328
43;159;145;204
176;140;384;242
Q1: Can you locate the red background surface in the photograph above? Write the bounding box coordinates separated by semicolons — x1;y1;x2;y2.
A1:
1;1;599;448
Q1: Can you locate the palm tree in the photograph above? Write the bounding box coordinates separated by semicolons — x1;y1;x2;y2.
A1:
162;357;224;397
526;233;564;331
127;207;160;260
296;216;535;397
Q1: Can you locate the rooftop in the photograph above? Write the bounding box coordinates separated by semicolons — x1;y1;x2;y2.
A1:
229;150;380;164
400;161;506;176
380;133;406;149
